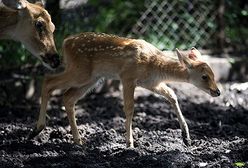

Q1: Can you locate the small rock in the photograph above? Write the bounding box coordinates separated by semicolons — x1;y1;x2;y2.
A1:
199;162;208;167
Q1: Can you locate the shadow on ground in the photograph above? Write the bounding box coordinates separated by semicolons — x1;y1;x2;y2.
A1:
0;74;248;167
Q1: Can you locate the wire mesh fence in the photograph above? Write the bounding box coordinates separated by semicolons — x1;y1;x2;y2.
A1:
131;0;218;50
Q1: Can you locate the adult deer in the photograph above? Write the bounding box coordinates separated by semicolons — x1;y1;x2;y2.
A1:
0;0;60;69
29;32;220;147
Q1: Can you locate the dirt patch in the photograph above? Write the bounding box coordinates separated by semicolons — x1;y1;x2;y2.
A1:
0;76;248;167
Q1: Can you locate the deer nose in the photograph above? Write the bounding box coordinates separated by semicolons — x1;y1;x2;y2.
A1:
44;53;60;69
210;88;221;97
216;88;221;96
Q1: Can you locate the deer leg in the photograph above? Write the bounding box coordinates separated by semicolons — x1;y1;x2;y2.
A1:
28;72;82;139
143;82;191;146
122;79;135;148
63;82;96;145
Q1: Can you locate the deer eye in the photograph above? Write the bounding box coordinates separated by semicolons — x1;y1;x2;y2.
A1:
202;74;208;81
35;21;44;33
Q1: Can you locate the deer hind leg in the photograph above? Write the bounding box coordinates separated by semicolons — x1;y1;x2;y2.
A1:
63;80;99;145
121;79;136;148
143;82;191;146
28;71;89;140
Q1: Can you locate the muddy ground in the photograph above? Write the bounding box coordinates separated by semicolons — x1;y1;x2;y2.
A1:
0;68;248;168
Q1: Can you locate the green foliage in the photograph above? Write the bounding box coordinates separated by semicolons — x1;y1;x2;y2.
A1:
88;0;145;35
225;0;248;50
234;162;246;167
0;41;34;69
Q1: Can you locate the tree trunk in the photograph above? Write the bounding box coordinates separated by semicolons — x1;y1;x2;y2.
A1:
217;0;225;54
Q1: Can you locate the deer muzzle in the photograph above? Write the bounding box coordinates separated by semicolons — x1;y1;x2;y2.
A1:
41;53;60;69
210;88;221;97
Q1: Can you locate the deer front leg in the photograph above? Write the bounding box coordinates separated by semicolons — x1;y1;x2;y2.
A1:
144;82;191;146
28;72;73;140
63;83;95;145
122;79;136;148
28;76;52;139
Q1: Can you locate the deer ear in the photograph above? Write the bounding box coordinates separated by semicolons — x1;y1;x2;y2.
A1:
35;1;45;8
189;47;201;60
2;0;27;10
176;48;192;69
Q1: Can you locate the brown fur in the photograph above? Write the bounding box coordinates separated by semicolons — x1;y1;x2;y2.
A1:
31;32;220;147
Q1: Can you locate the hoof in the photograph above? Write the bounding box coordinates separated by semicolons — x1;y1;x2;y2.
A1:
126;142;134;148
183;137;191;146
182;131;191;146
74;138;84;145
27;126;44;140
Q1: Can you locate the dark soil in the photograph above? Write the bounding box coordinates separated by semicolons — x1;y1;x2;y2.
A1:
0;67;248;168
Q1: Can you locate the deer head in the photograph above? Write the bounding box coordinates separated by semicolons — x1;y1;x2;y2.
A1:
1;0;60;69
176;48;220;97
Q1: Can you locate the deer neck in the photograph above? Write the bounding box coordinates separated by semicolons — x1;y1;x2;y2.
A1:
156;54;189;83
0;7;19;39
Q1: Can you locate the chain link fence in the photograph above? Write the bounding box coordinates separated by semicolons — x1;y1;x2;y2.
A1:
131;0;218;50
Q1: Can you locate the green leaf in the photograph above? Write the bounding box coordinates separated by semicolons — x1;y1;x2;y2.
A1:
234;162;245;167
241;10;248;16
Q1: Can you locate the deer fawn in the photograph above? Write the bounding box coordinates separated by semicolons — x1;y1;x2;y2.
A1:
0;0;60;69
29;32;220;147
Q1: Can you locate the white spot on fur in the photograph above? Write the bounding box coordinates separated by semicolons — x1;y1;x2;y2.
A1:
77;48;83;53
72;43;75;48
117;46;124;50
